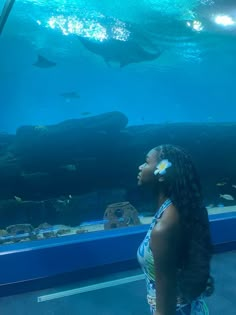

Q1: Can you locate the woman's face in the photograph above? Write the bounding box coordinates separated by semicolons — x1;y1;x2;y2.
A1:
137;149;159;186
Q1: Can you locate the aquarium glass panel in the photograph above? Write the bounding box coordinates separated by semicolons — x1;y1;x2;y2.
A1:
0;0;236;245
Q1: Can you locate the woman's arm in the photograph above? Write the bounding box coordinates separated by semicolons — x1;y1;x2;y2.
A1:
150;207;181;315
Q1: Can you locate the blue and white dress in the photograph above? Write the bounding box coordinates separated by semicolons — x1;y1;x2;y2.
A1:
137;199;209;315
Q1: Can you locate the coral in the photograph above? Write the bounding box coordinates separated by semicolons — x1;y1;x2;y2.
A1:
0;229;7;236
76;229;87;234
56;228;72;236
35;222;52;231
6;224;34;235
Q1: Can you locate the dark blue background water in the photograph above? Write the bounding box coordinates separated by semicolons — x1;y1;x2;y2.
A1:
0;0;236;132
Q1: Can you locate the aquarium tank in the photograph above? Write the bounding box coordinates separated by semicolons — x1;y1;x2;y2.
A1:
0;0;236;245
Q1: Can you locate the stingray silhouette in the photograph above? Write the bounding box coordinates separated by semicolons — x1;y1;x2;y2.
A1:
33;55;56;68
78;37;162;68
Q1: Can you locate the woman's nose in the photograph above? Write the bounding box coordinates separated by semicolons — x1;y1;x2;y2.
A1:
139;164;144;170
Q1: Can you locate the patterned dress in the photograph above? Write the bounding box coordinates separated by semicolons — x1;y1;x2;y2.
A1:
137;199;209;315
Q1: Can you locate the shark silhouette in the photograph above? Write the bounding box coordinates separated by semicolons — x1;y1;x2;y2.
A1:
78;37;162;68
33;55;56;68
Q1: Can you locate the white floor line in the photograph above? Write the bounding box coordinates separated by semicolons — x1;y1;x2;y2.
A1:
37;273;145;302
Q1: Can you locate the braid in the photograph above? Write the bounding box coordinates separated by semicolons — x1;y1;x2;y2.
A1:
158;145;201;209
154;144;214;301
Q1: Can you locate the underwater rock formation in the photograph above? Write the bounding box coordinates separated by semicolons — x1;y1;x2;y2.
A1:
0;111;236;228
0;222;88;245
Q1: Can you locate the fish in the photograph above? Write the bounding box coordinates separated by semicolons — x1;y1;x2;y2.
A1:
232;185;236;189
14;196;22;202
216;182;227;186
60;91;80;102
219;194;234;201
21;171;49;178
55;195;72;210
78;36;162;68
33;55;56;68
60;164;77;171
56;199;70;205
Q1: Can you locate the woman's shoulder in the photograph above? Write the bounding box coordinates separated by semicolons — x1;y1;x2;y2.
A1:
150;204;182;251
156;203;181;232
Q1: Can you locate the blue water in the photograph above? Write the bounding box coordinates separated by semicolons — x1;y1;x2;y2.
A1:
1;0;236;132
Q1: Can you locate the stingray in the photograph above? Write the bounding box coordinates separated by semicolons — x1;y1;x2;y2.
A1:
78;36;162;68
33;55;56;68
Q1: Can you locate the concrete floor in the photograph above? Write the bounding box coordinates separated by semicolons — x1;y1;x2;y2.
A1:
0;251;235;315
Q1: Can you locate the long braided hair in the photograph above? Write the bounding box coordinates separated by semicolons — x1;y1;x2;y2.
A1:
154;144;214;301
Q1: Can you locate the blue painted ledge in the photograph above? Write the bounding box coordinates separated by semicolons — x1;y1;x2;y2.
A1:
0;212;235;296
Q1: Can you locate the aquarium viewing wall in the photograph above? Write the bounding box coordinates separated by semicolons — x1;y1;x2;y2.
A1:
1;1;236;246
0;111;236;246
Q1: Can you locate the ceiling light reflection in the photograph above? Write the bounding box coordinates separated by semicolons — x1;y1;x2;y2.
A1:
214;15;235;26
46;14;129;42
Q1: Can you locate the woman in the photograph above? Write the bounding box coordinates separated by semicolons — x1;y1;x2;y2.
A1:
137;144;214;315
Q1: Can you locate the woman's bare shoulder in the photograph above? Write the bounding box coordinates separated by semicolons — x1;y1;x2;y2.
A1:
150;204;181;254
